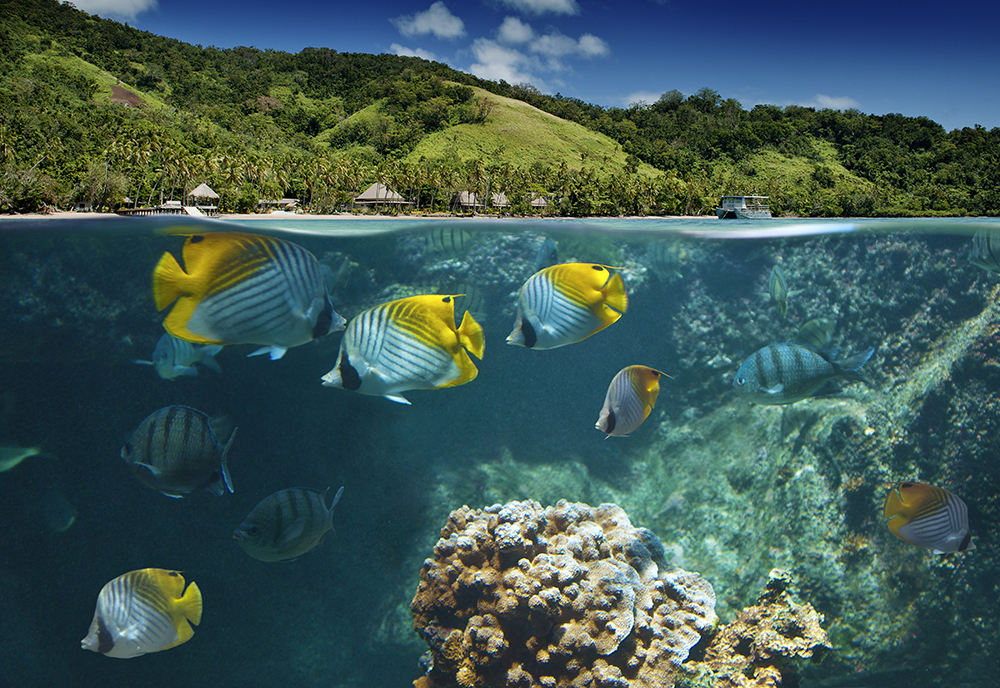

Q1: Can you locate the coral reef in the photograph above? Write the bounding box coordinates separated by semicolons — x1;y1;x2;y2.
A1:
702;569;831;688
411;499;718;688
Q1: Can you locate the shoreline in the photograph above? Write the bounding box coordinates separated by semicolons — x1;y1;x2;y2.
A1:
2;210;695;221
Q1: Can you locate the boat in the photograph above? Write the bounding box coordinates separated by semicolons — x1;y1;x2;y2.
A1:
715;195;772;219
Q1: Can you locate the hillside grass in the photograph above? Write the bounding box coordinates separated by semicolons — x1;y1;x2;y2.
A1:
405;87;662;178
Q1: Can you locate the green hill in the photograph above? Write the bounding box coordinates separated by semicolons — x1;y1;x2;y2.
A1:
1;0;997;216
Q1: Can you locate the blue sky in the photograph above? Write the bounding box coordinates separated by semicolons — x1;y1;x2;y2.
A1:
70;0;999;133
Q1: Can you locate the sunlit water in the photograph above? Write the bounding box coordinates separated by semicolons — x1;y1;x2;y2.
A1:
0;214;997;688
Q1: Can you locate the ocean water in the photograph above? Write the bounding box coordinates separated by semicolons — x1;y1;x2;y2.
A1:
0;214;997;688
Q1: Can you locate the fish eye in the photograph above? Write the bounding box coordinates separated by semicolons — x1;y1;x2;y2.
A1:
735;377;746;386
122;442;132;455
249;526;259;536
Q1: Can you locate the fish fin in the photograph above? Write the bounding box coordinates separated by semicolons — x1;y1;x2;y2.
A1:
835;347;875;380
172;365;199;378
600;271;629;316
247;345;287;360
437;350;479;389
457;310;485;360
787;289;806;298
385;394;412;405
198;345;224;372
329;485;345;511
160;491;184;499
219;427;237;494
132;359;154;366
177;580;203;626
134;461;164;478
760;384;785;395
152;251;188;311
277;517;308;547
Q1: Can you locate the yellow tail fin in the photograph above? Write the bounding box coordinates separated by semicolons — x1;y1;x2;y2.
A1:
457;310;485;360
602;272;628;316
152;252;188;311
177;580;203;626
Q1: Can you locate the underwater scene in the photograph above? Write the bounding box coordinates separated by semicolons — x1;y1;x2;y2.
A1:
0;215;997;688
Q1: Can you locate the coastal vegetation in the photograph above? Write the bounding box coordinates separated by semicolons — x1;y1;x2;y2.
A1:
1;0;998;216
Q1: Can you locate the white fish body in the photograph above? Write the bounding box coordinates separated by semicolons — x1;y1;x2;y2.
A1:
81;569;202;659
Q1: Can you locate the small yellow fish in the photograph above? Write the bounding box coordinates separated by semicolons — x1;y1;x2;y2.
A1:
884;481;976;554
152;232;345;360
595;366;666;437
81;568;202;658
321;294;485;404
507;263;628;349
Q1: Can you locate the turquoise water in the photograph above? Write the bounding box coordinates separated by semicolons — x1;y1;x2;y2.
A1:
0;215;997;687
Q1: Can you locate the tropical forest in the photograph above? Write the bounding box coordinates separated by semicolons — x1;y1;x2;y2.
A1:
2;0;998;216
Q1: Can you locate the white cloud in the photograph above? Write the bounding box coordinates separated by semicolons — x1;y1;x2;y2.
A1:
391;44;439;61
497;16;534;44
577;34;610;58
498;0;580;15
468;38;544;89
65;0;156;20
391;2;466;40
810;94;861;110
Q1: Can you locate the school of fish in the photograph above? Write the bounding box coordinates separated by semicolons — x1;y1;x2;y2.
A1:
78;228;979;659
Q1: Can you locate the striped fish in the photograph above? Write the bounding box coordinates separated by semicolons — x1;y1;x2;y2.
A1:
234;486;345;562
81;568;202;658
121;406;236;498
425;227;473;258
969;228;1000;273
595;365;666;437
133;332;222;381
506;263;628;350
884;482;976;553
733;343;874;405
796;317;836;349
321;294;485;405
152;232;346;360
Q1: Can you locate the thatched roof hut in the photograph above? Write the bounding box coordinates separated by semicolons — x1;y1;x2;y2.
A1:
187;183;219;200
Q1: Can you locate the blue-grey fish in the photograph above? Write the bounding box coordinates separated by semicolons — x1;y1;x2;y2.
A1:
969;229;1000;273
425;227;473;258
796;317;836;349
121;406;236;498
733;343;874;405
644;240;685;279
884;481;976;553
533;237;559;272
81;568;202;658
153;232;346;360
0;445;41;473
133;332;222;381
234;486;345;562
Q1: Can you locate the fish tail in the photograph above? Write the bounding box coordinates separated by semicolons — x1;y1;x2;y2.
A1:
457;310;485;360
178;580;203;626
199;345;224;373
835;347;875;380
601;272;628;317
219;428;237;494
152;251;188;311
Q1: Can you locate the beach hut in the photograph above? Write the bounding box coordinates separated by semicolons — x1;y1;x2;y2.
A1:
354;183;410;211
187;183;219;216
